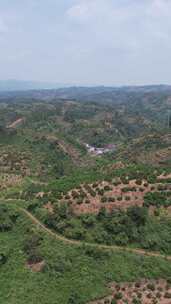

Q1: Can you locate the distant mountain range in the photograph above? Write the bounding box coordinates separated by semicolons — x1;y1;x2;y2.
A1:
0;79;69;92
1;81;171;106
0;80;171;93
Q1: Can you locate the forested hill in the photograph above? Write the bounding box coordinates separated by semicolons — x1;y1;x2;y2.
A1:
0;84;171;102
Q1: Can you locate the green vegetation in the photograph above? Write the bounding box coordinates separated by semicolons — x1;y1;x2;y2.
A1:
42;203;171;254
1;205;171;304
144;191;171;208
1;88;171;303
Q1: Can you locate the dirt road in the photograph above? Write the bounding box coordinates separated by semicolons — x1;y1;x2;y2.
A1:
18;207;171;261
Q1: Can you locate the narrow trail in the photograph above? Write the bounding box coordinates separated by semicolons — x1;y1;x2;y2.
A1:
18;207;171;261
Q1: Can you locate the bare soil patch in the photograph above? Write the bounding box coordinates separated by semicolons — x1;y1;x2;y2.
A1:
44;202;53;213
158;173;171;180
7;118;25;129
0;174;22;190
26;260;45;272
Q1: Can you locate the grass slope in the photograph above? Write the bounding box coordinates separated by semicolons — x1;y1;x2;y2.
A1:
1;208;171;304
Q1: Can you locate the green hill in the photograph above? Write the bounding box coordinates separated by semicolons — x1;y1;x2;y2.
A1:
1;87;171;303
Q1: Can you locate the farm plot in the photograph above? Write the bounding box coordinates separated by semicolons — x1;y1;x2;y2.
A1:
89;279;171;304
57;176;171;215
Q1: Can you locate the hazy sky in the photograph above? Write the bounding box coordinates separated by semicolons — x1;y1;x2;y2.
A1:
0;0;171;85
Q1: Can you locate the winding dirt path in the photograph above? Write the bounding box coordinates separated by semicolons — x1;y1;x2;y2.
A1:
18;207;171;261
1;199;171;260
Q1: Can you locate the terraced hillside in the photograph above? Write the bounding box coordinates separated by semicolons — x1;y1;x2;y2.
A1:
89;279;171;304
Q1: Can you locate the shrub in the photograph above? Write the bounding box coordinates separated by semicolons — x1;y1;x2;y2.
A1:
114;292;123;300
108;197;115;202
146;293;152;299
164;292;171;298
137;292;142;299
122;186;135;192
65;226;85;241
97;207;107;220
101;196;108;203
135;282;141;288
154;209;160;216
54;203;72;219
76;198;83;205
117;196;122;201
92;183;98;188
98;189;104;196
71;190;79;199
104;299;110;304
0;221;12;232
47;256;72;274
27;201;39;212
0;205;18;232
147;176;157;184
84;184;93;194
127;206;148;226
84;246;110;260
136;179;142;185
67;291;83;304
144;191;168;208
104;185;111;191
113;181;121;186
147;283;155;291
89;189;96;197
122;179;129;185
105;177;112;183
156;292;161;299
111;299;117;304
0;253;7;265
27;251;43;264
23;234;43;254
81;215;96;227
157;184;167;191
79;190;87;199
115;232;129;246
115;284;120;291
132;298;141;304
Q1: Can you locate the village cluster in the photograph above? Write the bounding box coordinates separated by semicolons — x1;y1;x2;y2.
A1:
85;143;116;156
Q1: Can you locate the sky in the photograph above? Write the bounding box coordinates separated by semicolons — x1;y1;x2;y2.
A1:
0;0;171;86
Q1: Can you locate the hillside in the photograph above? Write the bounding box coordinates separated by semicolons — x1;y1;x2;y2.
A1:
1;87;171;303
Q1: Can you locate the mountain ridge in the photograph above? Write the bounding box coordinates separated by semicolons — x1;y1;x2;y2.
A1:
0;79;70;92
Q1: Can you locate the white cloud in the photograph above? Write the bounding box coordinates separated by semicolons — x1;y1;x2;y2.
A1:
67;2;89;19
66;0;171;47
67;0;117;23
61;0;171;84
